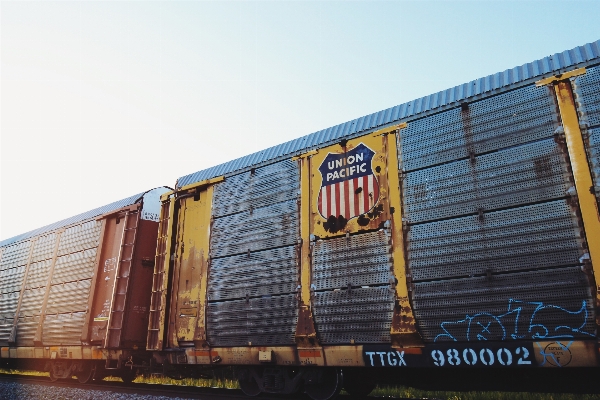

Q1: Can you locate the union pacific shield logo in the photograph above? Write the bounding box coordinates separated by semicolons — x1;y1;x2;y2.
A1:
317;143;379;220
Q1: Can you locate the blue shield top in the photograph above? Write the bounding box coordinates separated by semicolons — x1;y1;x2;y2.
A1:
318;143;376;186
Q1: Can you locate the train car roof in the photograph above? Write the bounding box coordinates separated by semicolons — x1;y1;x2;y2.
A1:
0;188;165;248
176;39;600;189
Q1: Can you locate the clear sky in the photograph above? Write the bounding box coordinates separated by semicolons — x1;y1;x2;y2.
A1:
1;0;599;241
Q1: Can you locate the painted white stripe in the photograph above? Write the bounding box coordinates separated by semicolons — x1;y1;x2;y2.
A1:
339;180;345;220
331;183;337;217
348;178;355;218
321;186;328;217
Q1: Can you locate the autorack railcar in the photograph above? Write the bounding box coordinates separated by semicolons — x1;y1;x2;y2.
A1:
1;39;600;399
0;188;169;383
147;39;600;399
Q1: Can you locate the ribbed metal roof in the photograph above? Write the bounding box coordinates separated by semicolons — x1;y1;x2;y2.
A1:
177;39;600;189
0;191;147;248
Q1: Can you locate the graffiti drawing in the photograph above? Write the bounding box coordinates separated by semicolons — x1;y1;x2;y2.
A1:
434;299;594;342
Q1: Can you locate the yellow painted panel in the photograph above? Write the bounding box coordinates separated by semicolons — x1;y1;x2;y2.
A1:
172;186;214;346
322;345;365;367
309;128;394;239
0;347;8;358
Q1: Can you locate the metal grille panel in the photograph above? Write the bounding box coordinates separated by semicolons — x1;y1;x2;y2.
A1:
0;292;19;319
312;230;392;290
208;245;298;301
42;312;86;345
573;65;600;128
31;234;57;262
0;266;26;294
403;138;572;223
312;230;394;344
413;266;594;342
212;160;299;218
45;279;91;315
399;85;558;171
0;320;13;345
24;259;52;290
408;200;582;281
0;241;32;271
210;199;298;258
586;127;600;196
57;220;101;256
207;294;297;346
313;286;394;344
51;249;97;285
16;316;39;346
19;287;46;318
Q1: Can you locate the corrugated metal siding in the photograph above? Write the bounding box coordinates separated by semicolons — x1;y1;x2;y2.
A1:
398;85;559;172
176;40;600;189
399;75;594;343
413;267;595;342
207;159;299;347
402;138;572;224
0;192;146;248
0;241;32;271
573;65;600;128
312;230;394;344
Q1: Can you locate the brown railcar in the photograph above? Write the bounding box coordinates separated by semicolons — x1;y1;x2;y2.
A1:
0;187;168;382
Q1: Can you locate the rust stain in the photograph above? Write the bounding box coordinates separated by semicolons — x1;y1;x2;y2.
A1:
295;304;319;347
390;297;423;348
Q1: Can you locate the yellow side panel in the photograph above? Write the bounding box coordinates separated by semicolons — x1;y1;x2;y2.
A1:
171;187;214;347
309;131;391;238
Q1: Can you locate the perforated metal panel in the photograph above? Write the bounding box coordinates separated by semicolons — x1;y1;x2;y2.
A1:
312;230;392;290
19;288;45;318
23;260;52;290
0;241;32;271
413;266;595;342
31;234;57;263
573;65;600;128
16;316;39;346
207;159;300;346
208;246;297;301
586;128;600;196
0;266;25;295
399;85;558;171
311;231;394;344
212;159;299;218
51;249;97;285
206;294;298;347
313;286;394;344
407;200;582;281
403;138;572;223
45;279;91;315
42;312;87;345
57;221;101;256
210;199;299;258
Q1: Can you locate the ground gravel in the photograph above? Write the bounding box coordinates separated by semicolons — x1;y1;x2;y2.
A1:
0;381;191;400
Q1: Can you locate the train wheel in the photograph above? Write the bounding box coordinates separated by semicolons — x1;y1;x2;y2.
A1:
304;368;343;400
238;368;261;397
120;368;137;383
76;362;96;384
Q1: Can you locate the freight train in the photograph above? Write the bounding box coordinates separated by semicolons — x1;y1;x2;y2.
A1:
1;40;600;399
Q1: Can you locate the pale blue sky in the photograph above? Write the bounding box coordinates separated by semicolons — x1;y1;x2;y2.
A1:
1;0;599;240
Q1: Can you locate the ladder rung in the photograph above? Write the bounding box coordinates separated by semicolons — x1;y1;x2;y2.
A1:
148;328;160;331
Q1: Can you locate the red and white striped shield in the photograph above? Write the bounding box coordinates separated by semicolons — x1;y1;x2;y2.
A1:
317;143;379;220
